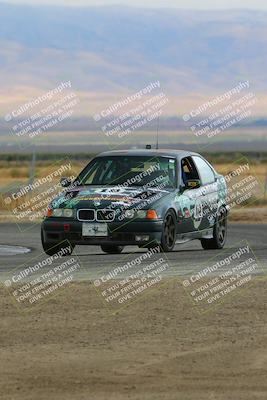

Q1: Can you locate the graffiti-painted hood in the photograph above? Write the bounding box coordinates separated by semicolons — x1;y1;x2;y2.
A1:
51;185;171;210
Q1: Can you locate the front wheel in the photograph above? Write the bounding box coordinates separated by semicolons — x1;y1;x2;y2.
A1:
101;245;124;254
160;210;177;252
201;206;228;250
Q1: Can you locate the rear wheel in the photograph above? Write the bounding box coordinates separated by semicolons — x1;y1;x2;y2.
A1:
201;206;227;250
101;245;124;254
160;210;177;252
41;229;75;256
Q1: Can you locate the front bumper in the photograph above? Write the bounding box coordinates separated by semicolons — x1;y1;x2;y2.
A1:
42;218;163;246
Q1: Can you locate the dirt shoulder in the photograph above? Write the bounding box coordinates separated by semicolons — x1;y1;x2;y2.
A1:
0;279;267;400
229;207;267;223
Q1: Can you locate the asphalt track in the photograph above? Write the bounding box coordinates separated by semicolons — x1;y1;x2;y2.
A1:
0;223;266;284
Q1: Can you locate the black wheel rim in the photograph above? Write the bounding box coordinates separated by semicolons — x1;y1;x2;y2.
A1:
217;209;227;244
164;214;176;248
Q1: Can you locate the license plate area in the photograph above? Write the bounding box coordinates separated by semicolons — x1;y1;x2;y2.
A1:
82;223;108;237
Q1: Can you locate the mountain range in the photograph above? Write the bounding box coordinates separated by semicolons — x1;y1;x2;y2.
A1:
0;4;266;117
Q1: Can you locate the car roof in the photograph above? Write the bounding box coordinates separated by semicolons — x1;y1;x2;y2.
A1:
97;149;201;159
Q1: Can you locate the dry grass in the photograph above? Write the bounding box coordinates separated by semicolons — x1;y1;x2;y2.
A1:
0;160;85;213
0;160;84;187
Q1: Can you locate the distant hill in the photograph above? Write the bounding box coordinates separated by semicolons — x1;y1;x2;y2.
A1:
0;4;267;96
0;4;266;155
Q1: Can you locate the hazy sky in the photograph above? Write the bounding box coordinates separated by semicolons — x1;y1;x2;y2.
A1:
2;0;267;9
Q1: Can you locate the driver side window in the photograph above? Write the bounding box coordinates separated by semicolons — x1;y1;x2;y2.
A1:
181;157;200;186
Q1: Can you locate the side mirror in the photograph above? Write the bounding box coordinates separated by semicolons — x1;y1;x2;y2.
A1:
60;177;72;188
185;179;201;189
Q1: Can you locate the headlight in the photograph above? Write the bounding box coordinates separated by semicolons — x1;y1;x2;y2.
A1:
63;209;74;218
125;210;135;219
136;210;147;219
53;209;63;217
123;210;152;220
51;208;74;218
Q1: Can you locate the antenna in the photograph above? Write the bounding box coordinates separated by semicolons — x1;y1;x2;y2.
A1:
156;116;159;149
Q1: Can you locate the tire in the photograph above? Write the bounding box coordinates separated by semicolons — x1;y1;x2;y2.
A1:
101;244;124;254
160;210;177;252
201;206;228;250
41;229;75;256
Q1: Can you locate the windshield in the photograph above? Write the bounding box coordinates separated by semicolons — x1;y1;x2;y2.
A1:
76;156;177;189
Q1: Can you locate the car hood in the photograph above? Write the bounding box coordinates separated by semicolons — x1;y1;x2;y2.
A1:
51;185;171;210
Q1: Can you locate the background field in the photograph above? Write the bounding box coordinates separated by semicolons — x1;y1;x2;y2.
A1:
0;152;266;221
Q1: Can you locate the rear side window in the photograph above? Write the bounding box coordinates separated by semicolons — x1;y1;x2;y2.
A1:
192;156;215;185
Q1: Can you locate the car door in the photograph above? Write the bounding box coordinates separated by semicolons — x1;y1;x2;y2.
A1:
175;156;203;233
191;156;219;231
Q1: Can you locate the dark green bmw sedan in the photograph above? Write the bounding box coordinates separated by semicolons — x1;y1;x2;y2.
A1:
41;149;228;255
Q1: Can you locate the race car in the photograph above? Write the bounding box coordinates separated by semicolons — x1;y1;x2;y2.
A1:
41;149;228;255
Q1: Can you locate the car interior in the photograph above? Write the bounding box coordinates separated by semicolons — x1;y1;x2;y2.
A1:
181;157;200;186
